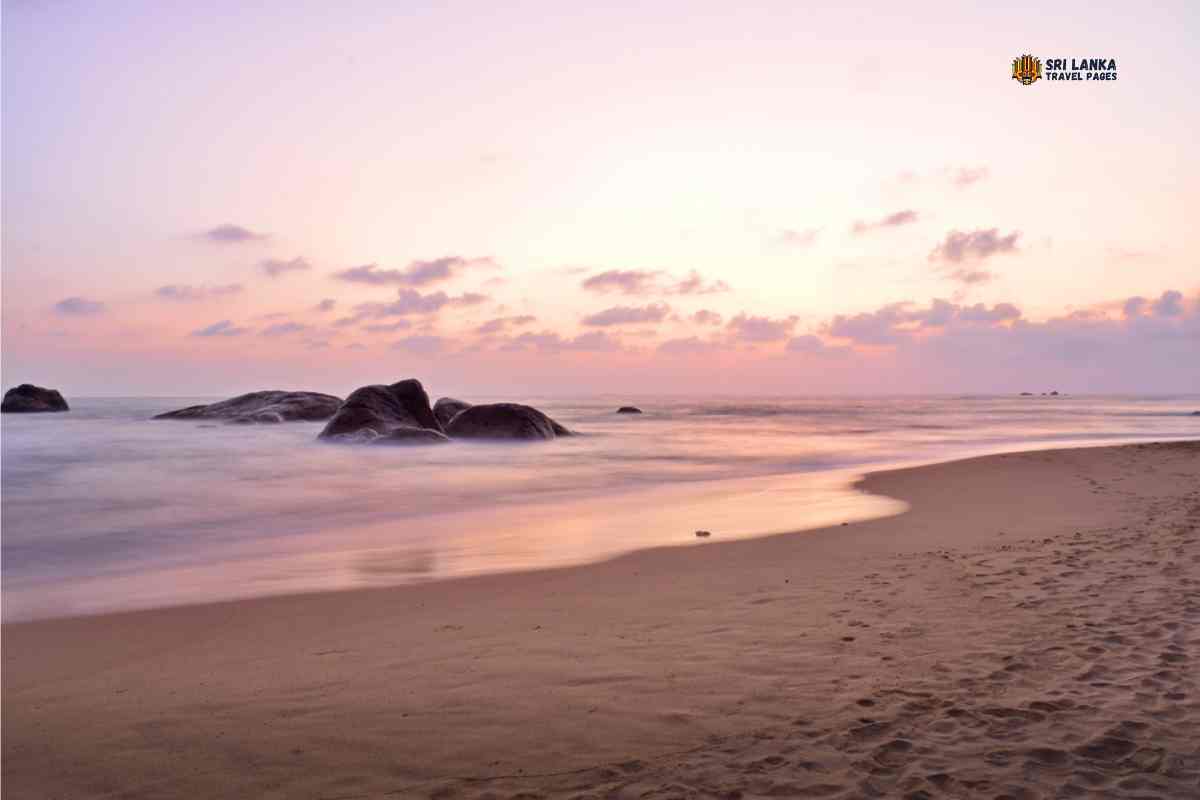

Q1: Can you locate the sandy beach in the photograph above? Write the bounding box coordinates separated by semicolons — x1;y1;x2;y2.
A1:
3;440;1198;799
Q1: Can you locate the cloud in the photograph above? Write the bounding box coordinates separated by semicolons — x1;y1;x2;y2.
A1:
199;224;268;244
332;256;496;287
826;299;1022;345
959;302;1021;323
944;267;995;286
337;289;489;326
53;296;105;316
260;321;309;337
581;269;730;296
582;269;662;295
947;166;989;188
314;298;337;312
392;335;446;355
475;315;537;335
658;336;720;355
581;303;671;327
155;283;243;302
691;309;723;326
670;271;730;295
929;228;1020;263
190;319;249;337
1152;290;1184;318
727;313;797;342
785;334;828;353
774;227;821;248
363;320;412;333
501;330;621;353
260;257;312;278
1123;296;1147;319
566;331;621;351
851;210;919;235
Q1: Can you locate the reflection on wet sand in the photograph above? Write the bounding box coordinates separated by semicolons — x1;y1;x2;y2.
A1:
3;468;904;619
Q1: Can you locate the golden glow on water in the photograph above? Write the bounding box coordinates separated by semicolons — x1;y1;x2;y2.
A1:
3;469;905;620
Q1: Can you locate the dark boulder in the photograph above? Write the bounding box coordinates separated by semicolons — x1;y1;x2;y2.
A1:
371;426;451;445
318;379;442;442
433;397;472;428
2;384;69;413
445;402;571;441
154;391;341;423
616;406;643;414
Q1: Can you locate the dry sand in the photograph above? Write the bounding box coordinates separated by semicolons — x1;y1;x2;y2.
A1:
3;441;1199;799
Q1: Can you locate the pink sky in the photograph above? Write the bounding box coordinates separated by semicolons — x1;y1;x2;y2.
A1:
3;1;1198;396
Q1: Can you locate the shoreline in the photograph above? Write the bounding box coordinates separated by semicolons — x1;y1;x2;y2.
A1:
4;440;1198;798
4;434;1195;624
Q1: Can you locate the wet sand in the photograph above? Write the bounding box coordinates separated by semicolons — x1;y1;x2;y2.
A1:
4;441;1198;799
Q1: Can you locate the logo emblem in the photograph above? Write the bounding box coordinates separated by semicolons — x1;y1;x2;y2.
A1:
1012;54;1041;85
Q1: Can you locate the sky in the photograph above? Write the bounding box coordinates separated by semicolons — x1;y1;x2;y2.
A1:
3;0;1198;397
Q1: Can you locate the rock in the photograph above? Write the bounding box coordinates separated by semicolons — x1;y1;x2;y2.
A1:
154;391;341;423
433;397;472;428
695;530;711;538
1019;392;1033;396
1049;390;1060;396
444;402;571;441
1;384;69;413
371;426;451;445
1192;411;1200;416
616;406;643;414
318;379;442;441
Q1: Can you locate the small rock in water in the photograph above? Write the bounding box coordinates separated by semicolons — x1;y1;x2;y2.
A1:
694;530;711;538
616;406;643;414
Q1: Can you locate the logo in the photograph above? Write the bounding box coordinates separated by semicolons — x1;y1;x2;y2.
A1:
1012;54;1041;85
1010;55;1119;84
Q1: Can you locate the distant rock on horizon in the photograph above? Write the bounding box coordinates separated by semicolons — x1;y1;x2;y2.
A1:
154;391;342;424
2;384;70;413
616;406;643;414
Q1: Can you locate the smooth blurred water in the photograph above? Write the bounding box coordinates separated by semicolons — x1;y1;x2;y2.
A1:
3;394;1198;620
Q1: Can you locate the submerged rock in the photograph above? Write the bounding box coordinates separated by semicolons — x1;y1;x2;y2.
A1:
433;397;472;428
444;402;571;441
154;391;341;423
319;379;442;442
1;384;70;413
616;406;643;414
695;530;711;538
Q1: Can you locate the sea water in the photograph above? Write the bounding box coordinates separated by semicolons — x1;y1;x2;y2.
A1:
2;394;1197;620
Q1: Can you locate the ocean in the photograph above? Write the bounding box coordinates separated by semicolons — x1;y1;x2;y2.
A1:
2;394;1197;621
